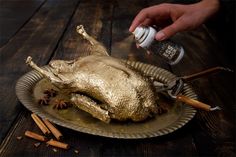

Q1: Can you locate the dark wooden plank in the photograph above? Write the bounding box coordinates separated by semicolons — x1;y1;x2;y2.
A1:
1;0;115;156
143;0;235;156
51;0;114;60
0;0;46;47
0;0;79;144
1;0;234;157
0;111;198;157
0;0;198;156
110;0;198;156
170;26;235;156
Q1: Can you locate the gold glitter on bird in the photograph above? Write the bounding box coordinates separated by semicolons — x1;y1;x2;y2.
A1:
26;25;167;123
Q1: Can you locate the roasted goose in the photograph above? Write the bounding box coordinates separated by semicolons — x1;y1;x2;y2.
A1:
26;25;160;123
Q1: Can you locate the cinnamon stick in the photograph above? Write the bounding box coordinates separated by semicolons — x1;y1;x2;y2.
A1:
46;139;69;149
43;119;63;140
31;113;50;135
24;131;47;142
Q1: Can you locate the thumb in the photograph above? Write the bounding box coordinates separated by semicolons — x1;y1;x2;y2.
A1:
155;21;185;41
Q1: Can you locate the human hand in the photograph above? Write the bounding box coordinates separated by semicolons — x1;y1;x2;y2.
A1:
129;0;219;41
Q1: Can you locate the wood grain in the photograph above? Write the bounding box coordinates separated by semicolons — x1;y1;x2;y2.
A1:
51;0;114;60
0;0;235;156
0;0;79;143
0;0;46;47
110;0;197;156
170;26;235;156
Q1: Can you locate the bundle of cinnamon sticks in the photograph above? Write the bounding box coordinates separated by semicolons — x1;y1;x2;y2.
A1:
23;113;71;151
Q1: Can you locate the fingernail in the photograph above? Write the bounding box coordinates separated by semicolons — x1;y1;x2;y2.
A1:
155;31;166;41
129;27;133;32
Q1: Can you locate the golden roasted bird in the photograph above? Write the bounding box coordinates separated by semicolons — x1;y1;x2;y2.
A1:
26;25;159;123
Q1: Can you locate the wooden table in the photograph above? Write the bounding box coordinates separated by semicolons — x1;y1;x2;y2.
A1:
0;0;235;156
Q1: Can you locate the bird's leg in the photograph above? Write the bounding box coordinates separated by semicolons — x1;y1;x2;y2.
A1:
71;93;111;123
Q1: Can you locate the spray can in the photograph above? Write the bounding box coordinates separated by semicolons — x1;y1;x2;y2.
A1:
132;26;184;65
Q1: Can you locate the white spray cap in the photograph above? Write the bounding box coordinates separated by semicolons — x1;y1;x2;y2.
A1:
133;27;145;40
132;26;157;49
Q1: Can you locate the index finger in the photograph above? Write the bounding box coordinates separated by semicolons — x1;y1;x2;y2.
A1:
129;9;150;32
129;5;171;32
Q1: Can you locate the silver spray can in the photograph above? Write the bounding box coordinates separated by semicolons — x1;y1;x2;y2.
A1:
132;26;184;65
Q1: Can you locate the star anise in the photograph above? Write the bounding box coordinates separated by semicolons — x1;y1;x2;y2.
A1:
38;96;50;105
43;89;58;98
156;104;168;115
52;99;72;110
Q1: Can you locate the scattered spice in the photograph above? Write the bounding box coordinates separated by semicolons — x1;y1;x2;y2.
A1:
38;96;50;106
52;148;58;152
43;119;63;140
157;106;168;115
24;130;47;142
47;139;70;150
74;149;79;154
44;89;58;97
34;142;41;148
52;99;72;110
21;113;76;152
38;88;58;106
31;113;51;135
16;136;23;140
